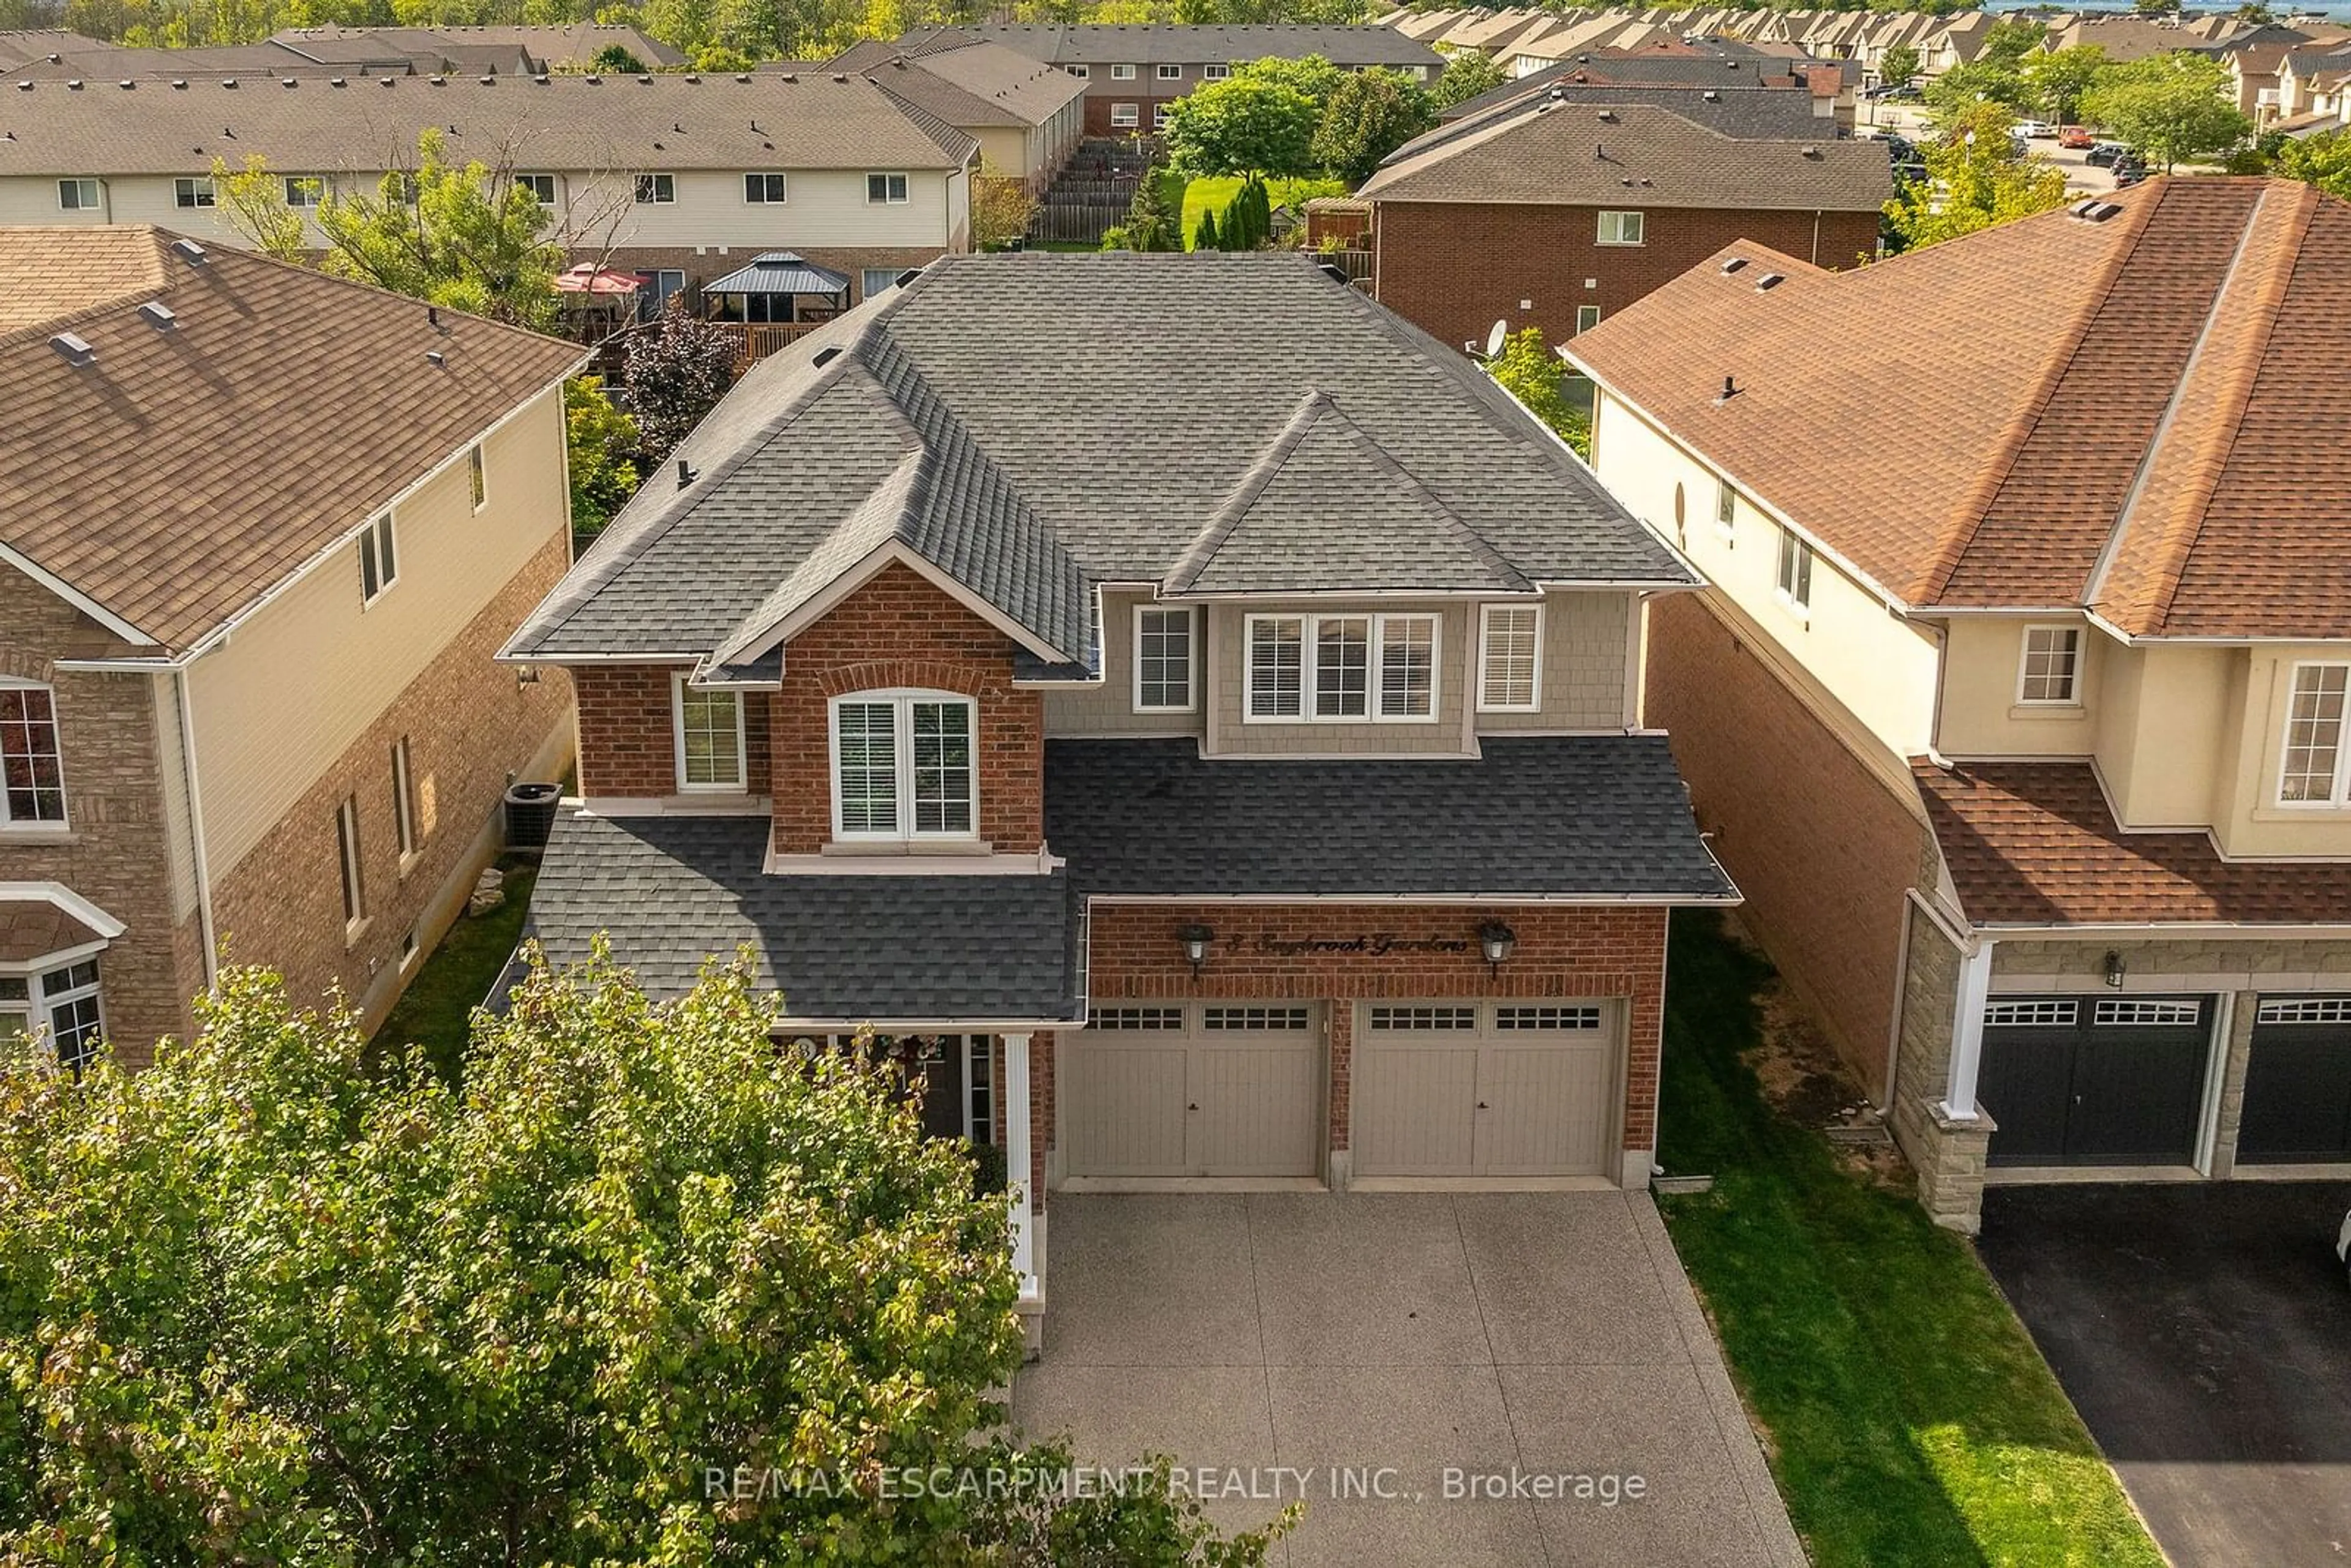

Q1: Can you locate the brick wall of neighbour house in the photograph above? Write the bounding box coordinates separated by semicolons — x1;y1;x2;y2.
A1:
208;534;575;1032
1646;590;1935;1094
1075;901;1670;1160
573;664;774;800
1081;91;1185;136
768;561;1044;856
604;244;949;309
1371;200;1882;354
0;568;205;1066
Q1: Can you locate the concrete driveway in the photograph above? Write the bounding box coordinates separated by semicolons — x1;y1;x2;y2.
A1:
1011;1191;1802;1567
1979;1182;2351;1568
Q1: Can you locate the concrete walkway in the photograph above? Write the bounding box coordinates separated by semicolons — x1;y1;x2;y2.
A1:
1012;1191;1805;1567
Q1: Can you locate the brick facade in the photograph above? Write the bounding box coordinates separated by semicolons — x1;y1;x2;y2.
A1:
209;533;574;1031
1;564;203;1067
1079;901;1670;1159
767;561;1043;856
1646;590;1933;1093
1370;200;1881;356
575;663;773;800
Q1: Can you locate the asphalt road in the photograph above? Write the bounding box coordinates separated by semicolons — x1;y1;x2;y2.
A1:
1857;103;2120;193
1978;1182;2351;1568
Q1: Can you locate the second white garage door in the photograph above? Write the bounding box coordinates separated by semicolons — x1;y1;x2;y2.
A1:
1060;1003;1322;1181
1352;1001;1621;1179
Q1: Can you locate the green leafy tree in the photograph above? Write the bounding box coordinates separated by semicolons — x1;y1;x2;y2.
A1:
1430;47;1511;108
1878;42;1920;89
1883;100;2069;251
564;375;642;540
588;40;649;70
1310;66;1436;184
210;152;310;262
0;957;1289;1562
625;296;738;460
1925;57;2033;119
1980;15;2049;67
318;129;566;328
971;167;1041;249
1163;67;1322;176
2080;51;2254;170
1228;51;1343;110
2273;126;2351;198
1487;327;1589;459
2022;43;2105;125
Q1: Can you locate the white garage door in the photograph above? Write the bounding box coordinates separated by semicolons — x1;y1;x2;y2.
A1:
1353;1002;1619;1179
1060;1004;1322;1180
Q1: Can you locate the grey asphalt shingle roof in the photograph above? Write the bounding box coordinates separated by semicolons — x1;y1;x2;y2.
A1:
923;21;1442;68
1043;737;1736;900
509;252;1691;665
529;811;1081;1020
1431;76;1829;138
704;252;852;298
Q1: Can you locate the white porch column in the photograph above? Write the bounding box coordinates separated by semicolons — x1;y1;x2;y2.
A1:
1003;1031;1038;1304
1940;940;1997;1121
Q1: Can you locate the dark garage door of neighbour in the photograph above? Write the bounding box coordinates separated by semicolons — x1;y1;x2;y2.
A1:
2238;996;2351;1163
1976;996;2213;1168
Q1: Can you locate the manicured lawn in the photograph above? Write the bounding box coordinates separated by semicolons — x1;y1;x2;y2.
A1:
1655;910;2162;1568
370;857;536;1081
1177;174;1348;249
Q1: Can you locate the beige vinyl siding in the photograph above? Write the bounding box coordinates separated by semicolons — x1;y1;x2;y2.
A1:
151;672;200;922
189;384;567;880
1475;590;1635;732
1041;591;1205;739
1932;613;2103;758
1204;599;1474;757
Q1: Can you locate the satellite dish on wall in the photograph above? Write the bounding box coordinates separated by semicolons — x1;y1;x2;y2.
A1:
1485;318;1509;358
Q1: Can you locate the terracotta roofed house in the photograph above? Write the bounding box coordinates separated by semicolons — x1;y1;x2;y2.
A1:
1357;89;1888;354
0;227;582;1067
501;250;1735;1344
1567;176;2351;1232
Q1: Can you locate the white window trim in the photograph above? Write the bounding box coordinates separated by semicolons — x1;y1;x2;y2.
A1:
58;177;99;211
828;689;980;843
1574;304;1600;334
743;171;789;204
35;958;103;1071
1153;102;1175;127
1067;62;1089;78
672;673;749;795
1243;612;1442;725
963;1035;994;1144
1110;103;1139;126
283;174;324;208
358;512;397;607
1111;62;1137;78
1204;62;1231;80
866;171;910;204
2014;623;2083;707
0;675;67;831
1713;479;1737;539
391;735;419;866
174;176;215;209
518;173;557;204
1132;604;1198;714
467;443;488;514
634;172;676;204
1157;62;1182;78
2276;659;2350;809
1774;527;1813;615
1475;602;1543;713
1597;209;1645;246
336;794;367;939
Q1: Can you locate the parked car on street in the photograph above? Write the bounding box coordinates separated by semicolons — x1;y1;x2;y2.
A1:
2113;157;2150;187
2060;125;2094;149
2087;141;2132;167
2018;119;2058;138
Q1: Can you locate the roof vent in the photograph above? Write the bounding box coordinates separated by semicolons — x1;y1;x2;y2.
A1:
684;72;701;83
811;345;843;368
638;72;653;83
534;72;550;83
429;74;445;85
1702;88;1719;100
50;332;94;366
12;80;26;91
425;349;446;367
675;457;699;488
1597;107;1618;121
1801;144;1821;159
584;73;601;84
1718;374;1740;401
64;77;81;89
831;72;847;83
734;72;751;83
171;78;187;88
170;237;208;265
1755;272;1785;291
280;76;296;87
380;75;396;86
894;268;922;288
118;78;132;89
137;301;176;331
479;73;495;84
221;77;236;88
1721;255;1748;273
330;75;345;86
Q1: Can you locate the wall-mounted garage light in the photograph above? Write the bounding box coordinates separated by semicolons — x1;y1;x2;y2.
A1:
2103;950;2125;989
1479;920;1518;977
1177;923;1215;977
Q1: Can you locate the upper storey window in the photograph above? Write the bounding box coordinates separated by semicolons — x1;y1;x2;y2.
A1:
1245;613;1438;723
831;691;977;841
1134;607;1196;712
2017;626;2081;705
1478;604;1542;711
673;677;747;793
0;679;66;826
2279;662;2349;807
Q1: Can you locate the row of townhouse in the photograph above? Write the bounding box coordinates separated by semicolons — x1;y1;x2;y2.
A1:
0;72;980;314
822;37;1088;192
2;225;580;1064
876;22;1444;137
1570;176;2351;1229
0;21;683;80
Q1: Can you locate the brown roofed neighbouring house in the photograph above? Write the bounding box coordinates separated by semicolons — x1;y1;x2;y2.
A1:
1567;176;2351;640
0;227;583;653
1914;760;2351;928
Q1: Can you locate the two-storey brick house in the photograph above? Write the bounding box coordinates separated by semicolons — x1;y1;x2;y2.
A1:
0;226;582;1066
1570;177;2351;1232
503;251;1734;1341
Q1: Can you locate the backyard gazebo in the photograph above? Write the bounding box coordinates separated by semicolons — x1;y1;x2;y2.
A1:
704;251;852;328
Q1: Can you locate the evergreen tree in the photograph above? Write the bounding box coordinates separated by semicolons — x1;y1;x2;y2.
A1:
1194;206;1220;250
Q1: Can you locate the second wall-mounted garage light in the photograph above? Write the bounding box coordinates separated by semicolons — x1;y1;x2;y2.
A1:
1479;920;1518;977
2103;950;2126;989
1177;923;1215;977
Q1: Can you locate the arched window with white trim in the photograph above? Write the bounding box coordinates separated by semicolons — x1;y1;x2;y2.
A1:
828;690;978;842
